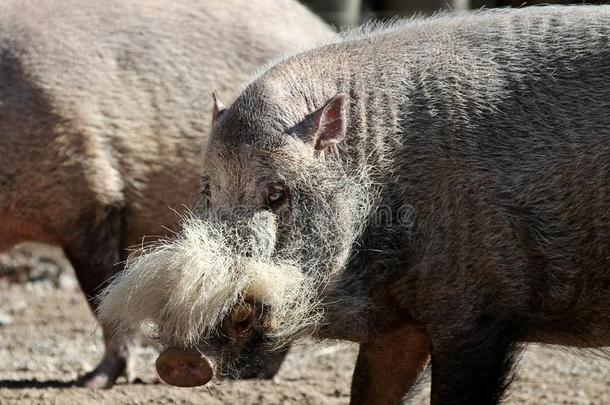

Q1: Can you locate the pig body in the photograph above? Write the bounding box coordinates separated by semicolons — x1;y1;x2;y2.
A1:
0;0;333;388
100;6;610;404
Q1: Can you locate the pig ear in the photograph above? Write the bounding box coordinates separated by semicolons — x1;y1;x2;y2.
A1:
212;92;227;127
309;93;348;151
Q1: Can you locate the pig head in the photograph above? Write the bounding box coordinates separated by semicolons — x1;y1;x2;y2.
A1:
98;90;373;385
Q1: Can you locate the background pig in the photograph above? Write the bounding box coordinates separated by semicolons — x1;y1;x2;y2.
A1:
100;5;610;405
0;0;333;388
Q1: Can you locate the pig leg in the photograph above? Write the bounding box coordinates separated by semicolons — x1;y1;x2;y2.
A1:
428;318;521;405
350;326;430;405
79;326;133;389
64;206;133;389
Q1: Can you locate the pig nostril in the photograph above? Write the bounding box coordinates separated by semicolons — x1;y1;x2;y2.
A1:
187;361;205;375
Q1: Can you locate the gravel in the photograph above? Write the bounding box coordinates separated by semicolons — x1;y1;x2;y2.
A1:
0;252;608;404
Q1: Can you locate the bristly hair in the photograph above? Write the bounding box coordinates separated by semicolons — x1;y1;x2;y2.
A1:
97;211;320;347
97;157;373;348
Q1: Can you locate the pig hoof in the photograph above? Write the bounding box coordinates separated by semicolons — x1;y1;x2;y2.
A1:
77;355;132;389
79;372;116;389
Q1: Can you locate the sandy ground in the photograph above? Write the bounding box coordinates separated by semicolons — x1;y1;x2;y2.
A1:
0;251;608;404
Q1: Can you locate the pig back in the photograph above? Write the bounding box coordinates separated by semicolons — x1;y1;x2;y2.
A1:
384;7;610;326
0;0;334;244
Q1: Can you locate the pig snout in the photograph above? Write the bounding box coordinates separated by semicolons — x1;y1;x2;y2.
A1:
155;347;214;387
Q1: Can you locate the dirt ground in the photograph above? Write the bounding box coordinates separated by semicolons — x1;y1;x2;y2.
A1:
0;252;608;405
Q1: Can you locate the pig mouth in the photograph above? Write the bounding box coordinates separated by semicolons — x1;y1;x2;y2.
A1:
155;347;215;387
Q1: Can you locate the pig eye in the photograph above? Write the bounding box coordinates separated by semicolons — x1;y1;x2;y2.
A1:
264;183;288;211
268;190;285;204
